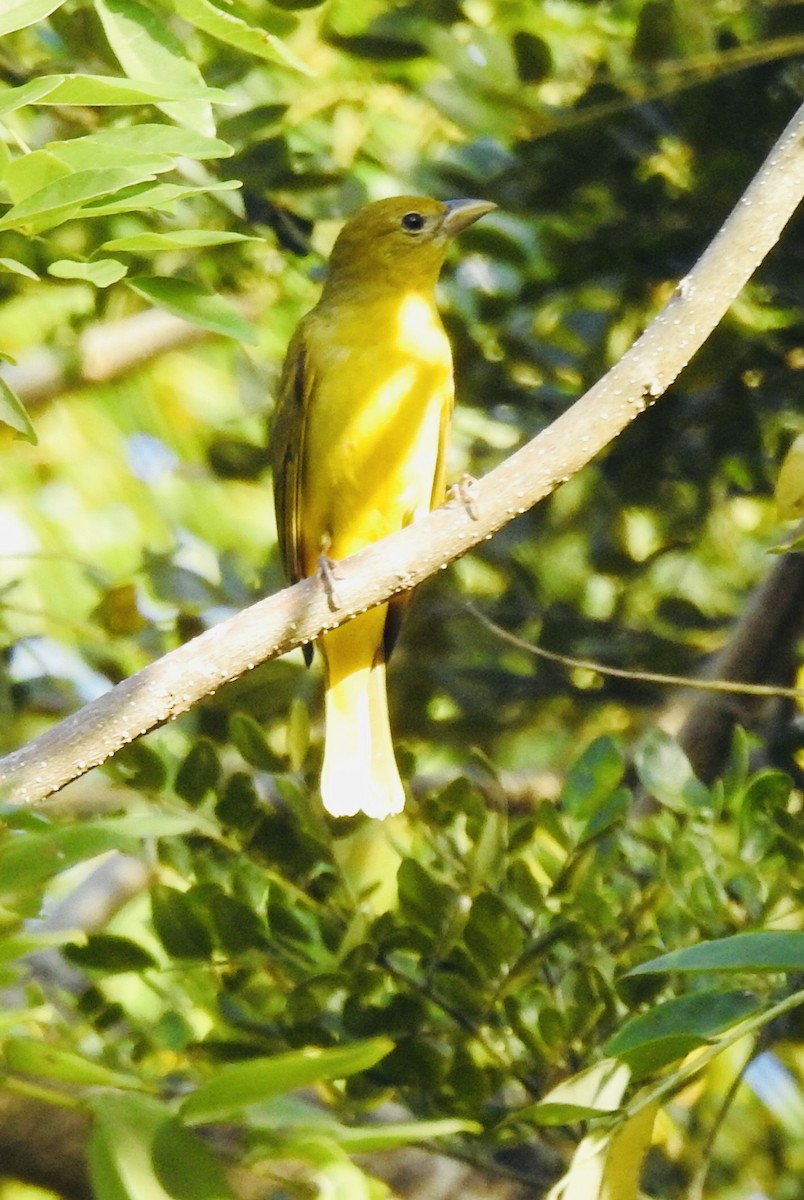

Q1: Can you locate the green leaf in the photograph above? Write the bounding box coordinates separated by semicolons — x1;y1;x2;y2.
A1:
63;933;158;973
3;148;167;204
95;0;215;134
100;812;209;839
81;178;241;218
49;258;128;286
561;735;626;818
0;824;140;894
634;729;710;811
181;1038;393;1123
205;889;267;953
126;277;256;342
174;738;222;806
101;230;256;252
0;0;66;36
606;990;761;1077
110;742;170;791
3;128;227;208
174;0;313;73
334;1115;483;1151
464;892;525;977
151;884;215;959
514;1058;631;1126
89;1093;234;1200
45;124;232;167
0;167;159;233
0;376;37;442
628;932;804;976
246;1093;482;1148
397;858;454;932
215;772;260;831
4;1035;140;1089
228;711;284;769
739;769;793;861
512;30;552;83
0;75;231;119
0;257;39;279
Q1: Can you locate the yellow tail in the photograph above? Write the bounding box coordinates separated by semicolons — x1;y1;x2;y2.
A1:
319;609;405;819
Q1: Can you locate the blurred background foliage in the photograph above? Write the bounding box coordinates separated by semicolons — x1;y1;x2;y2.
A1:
1;0;804;1197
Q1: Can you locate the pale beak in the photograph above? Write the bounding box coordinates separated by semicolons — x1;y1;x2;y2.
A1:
441;198;497;236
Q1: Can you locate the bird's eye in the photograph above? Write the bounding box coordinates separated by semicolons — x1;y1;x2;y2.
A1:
401;212;426;232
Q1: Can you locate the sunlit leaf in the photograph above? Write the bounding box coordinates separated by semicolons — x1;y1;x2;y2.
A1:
514;1059;631;1126
776;432;804;520
0;377;36;442
0;0;66;34
546;1102;658;1200
95;0;216;134
49;258;128;286
89;1093;234;1200
0;74;230;118
0;167;160;233
101;230;257;252
81;178;241;218
4;1036;141;1088
126;277;256;341
181;1038;393;1122
0;824;140;893
0;257;39;279
47;124;233;164
174;0;313;73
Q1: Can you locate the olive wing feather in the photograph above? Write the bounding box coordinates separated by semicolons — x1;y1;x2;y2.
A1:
271;323;313;587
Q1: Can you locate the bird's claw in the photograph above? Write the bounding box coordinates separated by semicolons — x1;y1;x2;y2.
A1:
317;553;342;610
448;472;480;520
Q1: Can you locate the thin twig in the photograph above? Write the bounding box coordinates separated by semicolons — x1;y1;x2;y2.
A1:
466;604;804;702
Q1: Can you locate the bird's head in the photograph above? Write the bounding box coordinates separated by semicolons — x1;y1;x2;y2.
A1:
322;195;496;297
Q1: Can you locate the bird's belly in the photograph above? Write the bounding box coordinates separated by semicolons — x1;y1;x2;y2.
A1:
299;353;450;567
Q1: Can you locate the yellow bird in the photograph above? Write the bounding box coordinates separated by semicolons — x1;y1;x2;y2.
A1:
271;195;495;818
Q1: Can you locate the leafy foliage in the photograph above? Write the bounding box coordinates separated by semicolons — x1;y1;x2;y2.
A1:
1;0;804;1197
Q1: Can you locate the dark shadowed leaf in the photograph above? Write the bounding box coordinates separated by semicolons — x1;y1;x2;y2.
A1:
151;885;214;959
606;990;761;1077
175;739;222;805
64;933;158;973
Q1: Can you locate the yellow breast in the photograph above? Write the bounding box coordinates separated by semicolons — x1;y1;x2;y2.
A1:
298;289;453;569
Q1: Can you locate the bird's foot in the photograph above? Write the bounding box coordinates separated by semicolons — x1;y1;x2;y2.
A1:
448;472;480;520
317;553;342;610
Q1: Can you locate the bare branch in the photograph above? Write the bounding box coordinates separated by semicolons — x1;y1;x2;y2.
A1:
3;100;804;808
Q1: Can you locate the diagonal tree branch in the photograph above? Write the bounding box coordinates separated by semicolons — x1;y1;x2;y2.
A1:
3;99;804;808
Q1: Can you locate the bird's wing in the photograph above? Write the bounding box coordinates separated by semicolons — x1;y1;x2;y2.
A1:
430;385;453;510
270;321;314;585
